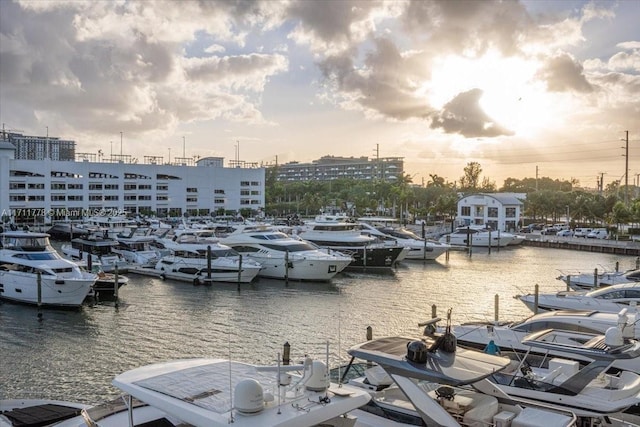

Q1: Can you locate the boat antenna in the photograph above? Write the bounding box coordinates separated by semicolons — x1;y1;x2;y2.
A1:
228;323;234;423
337;305;342;387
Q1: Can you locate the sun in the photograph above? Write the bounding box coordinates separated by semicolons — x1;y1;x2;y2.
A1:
423;51;563;138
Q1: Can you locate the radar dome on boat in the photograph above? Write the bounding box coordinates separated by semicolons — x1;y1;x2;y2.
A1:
605;326;624;347
406;340;428;364
305;360;329;391
234;379;264;414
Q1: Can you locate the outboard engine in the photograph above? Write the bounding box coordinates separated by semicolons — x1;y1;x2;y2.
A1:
407;340;429;364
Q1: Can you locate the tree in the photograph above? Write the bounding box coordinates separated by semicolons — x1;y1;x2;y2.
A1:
459;162;482;191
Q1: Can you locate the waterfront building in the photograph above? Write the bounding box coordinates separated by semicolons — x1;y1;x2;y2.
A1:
0;142;265;223
271;155;404;182
455;193;525;232
0;131;76;161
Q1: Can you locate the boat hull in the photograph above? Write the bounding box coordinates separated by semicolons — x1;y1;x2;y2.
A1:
0;271;94;307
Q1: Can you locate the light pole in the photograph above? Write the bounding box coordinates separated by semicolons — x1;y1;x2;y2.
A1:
566;205;570;226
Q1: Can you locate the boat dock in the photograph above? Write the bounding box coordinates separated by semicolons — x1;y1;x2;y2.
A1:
522;237;640;256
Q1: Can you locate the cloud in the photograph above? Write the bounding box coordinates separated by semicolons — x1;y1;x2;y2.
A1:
430;89;514;138
536;53;594;93
0;0;288;138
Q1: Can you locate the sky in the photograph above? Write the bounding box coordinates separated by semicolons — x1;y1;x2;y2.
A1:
1;0;639;189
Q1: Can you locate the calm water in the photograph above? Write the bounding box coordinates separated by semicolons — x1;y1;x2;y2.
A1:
1;246;635;404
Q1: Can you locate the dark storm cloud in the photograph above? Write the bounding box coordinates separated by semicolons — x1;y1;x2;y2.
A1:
430;89;514;137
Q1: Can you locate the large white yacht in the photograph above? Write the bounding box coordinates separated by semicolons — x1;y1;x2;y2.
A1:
220;225;352;281
0;230;96;308
154;229;262;283
49;351;406;427
295;215;407;269
518;282;640;313
439;225;515;247
357;220;450;260
113;226;160;267
61;234;129;273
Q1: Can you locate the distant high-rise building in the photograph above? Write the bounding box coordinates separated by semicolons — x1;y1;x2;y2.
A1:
271;155;404;182
1;131;76;161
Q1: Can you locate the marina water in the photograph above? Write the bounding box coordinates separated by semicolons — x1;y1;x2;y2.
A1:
0;246;634;404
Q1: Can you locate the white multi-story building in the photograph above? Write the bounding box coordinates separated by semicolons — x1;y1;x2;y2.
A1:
455;193;525;232
272;155;404;182
0;142;265;223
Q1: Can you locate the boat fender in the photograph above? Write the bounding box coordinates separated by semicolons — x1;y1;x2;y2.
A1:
193;277;200;286
160;273;166;280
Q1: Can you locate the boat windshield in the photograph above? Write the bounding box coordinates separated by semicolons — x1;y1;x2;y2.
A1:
2;236;51;251
380;228;422;240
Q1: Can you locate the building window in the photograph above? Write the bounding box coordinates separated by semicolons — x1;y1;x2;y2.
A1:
157;195;168;201
461;206;471;216
157;185;168;191
28;183;45;189
138;184;152;190
240;181;250;186
67;183;83;189
9;183;26;190
505;207;516;218
124;184;137;191
488;207;498;218
67;195;83;201
240;190;250;195
251;181;259;186
475;206;483;216
214;189;225;194
186;188;198;193
104;184;119;190
89;184;103;190
186;197;198;203
138;195;152;201
214;198;225;204
51;195;66;201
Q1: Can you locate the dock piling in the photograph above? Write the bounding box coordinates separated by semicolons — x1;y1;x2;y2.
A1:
494;294;499;322
534;284;539;314
37;271;43;321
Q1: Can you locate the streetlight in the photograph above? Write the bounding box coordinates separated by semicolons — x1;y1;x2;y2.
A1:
566;205;570;226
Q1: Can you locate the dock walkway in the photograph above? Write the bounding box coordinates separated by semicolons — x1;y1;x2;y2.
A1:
522;236;640;256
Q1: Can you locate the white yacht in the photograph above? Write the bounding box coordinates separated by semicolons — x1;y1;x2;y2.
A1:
295;216;406;269
558;267;640;290
345;334;577;427
443;309;639;370
220;225;352;281
154;229;262;283
51;352;406;427
484;328;640;420
439;225;515;247
518;282;640;313
113;227;160;267
61;234;129;273
0;231;96;308
357;220;450;261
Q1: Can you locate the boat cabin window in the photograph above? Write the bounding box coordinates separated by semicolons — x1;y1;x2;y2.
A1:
597;290;626;300
13;252;60;261
230;245;260;253
261;242;317;252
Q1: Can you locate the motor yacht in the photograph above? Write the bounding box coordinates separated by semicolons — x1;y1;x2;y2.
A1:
443;309;639;370
558;267;640;290
113;226;160;267
154;229;262;283
439;225;516;248
51;351;406;427
61;234;129;273
357;221;450;261
518;282;640;313
220;225;352;281
295;216;406;270
344;332;577;426
0;231;96;308
484;328;640;419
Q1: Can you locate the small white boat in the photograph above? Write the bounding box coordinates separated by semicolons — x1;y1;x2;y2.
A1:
519;282;640;313
0;231;96;308
439;225;515;247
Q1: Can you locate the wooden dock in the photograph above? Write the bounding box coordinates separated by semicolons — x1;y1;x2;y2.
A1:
522;237;640;256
